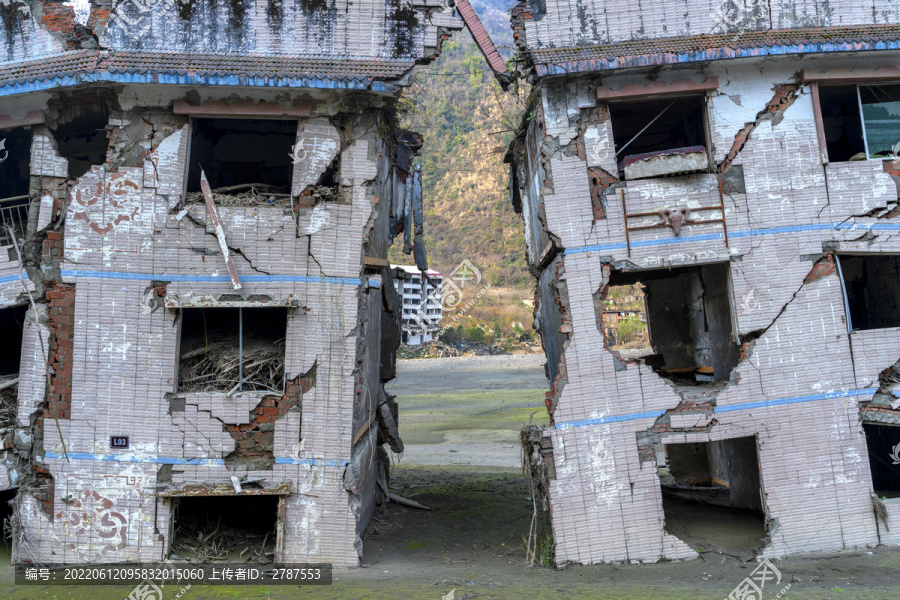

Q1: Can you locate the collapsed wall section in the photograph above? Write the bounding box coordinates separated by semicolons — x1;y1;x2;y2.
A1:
511;56;900;564
1;82;422;566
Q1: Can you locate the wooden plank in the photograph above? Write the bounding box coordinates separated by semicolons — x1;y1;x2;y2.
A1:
809;82;830;165
200;168;242;290
364;256;390;267
173;100;310;118
801;66;900;83
353;414;377;446
597;78;719;101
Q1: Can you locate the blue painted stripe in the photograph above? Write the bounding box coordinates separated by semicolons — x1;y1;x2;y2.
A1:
538;39;900;75
274;457;351;468
553;388;878;430
0;71;396;98
59;269;380;287
555;409;667;429
714;387;878;413
45;451;349;468
563;222;900;255
0;274;26;284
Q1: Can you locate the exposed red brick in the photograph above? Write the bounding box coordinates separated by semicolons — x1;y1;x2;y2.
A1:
223;366;317;462
718;84;801;173
45;282;75;420
804;254;836;284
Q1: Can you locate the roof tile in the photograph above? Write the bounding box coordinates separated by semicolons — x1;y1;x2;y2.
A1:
530;24;900;75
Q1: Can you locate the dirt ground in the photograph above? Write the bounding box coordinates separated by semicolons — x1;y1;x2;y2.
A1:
2;355;900;599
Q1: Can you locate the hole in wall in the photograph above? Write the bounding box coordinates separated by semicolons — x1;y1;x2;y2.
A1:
863;423;900;498
603;262;741;384
838;254;900;331
600;282;649;360
170;495;279;562
177;307;288;393
657;437;767;556
49;103;110;178
186;118;296;206
0;304;26;431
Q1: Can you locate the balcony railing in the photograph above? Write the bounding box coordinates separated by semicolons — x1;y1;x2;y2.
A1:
0;195;29;247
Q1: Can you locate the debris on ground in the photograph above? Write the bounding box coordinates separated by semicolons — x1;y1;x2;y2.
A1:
0;376;18;431
397;340;507;359
185;183;292;207
172;516;276;564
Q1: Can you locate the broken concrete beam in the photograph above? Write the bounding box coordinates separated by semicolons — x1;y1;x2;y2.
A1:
200;168;242;290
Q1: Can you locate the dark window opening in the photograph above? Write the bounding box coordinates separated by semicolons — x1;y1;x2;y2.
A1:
605;263;740;383
819;83;900;162
0;305;26;431
177;307;287;393
297;152;343;204
0;128;32;246
171;495;279;562
49;105;110;178
531;0;547;18
1;488;15;544
838;254;900;331
659;437;767;555
863;423;900;497
186;118;296;205
609;96;709;178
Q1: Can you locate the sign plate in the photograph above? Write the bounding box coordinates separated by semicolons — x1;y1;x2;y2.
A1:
110;436;129;449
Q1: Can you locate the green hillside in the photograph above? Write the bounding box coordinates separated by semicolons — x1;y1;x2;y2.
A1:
390;0;528;293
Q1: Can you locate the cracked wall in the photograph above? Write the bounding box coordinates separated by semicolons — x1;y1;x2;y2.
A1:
0;76;423;566
514;0;900;52
1;0;460;63
511;51;900;564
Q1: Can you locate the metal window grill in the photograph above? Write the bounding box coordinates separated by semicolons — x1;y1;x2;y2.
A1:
0;194;29;247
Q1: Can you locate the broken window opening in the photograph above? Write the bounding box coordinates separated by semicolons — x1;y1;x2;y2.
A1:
49;104;110;178
171;495;279;562
604;263;741;383
837;254;900;331
177;307;288;393
0;128;33;246
609;96;710;180
298;151;343;205
0;304;27;431
863;423;900;497
601;283;650;360
186;118;297;207
819;83;900;162
658;437;767;555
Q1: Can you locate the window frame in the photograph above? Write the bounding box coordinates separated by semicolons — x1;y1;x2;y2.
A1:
606;92;716;179
810;78;900;164
175;305;289;395
835;253;900;333
183;116;300;200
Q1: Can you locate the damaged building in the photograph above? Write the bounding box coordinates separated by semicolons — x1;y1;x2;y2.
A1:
509;1;900;563
0;0;473;566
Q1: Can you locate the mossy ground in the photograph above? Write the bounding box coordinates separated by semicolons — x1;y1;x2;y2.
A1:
2;469;899;600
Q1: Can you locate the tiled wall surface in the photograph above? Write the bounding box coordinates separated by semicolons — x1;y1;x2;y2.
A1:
515;54;900;563
519;0;900;50
0;85;414;566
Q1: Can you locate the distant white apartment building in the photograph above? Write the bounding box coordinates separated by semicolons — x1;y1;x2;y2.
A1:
391;265;443;345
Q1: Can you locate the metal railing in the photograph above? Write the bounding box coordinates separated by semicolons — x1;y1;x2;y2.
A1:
0;195;29;247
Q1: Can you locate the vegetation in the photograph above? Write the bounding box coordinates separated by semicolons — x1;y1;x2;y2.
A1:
389;2;534;346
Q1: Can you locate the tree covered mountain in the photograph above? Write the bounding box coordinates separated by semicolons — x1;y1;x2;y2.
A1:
386;1;538;346
390;0;528;293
